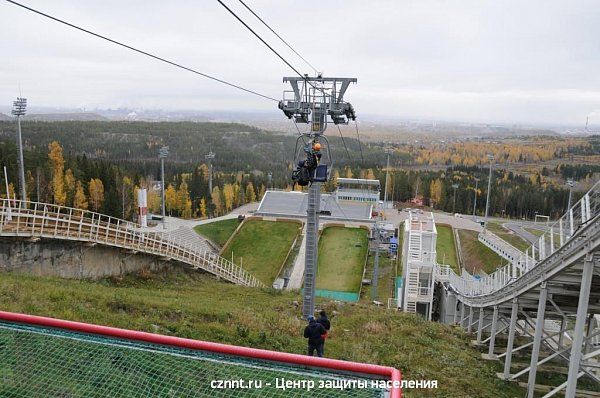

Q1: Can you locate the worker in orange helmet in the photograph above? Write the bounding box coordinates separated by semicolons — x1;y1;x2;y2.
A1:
313;142;322;151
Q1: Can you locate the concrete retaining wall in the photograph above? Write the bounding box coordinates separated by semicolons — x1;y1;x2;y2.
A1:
0;238;179;279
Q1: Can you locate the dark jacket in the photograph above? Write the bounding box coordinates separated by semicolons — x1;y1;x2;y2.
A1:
317;315;331;331
304;320;325;345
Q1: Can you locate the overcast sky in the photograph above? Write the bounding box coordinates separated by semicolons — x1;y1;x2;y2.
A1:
1;0;600;125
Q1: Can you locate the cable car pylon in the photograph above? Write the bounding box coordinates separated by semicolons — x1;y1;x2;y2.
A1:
279;74;357;319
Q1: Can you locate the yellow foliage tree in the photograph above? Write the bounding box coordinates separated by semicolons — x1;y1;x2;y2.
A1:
199;197;207;218
73;181;88;210
223;183;235;212
88;178;104;211
48;141;66;205
245;182;256;203
165;184;177;215
64;169;76;206
211;186;223;216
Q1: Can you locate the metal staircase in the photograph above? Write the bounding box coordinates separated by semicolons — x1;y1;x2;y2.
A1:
0;199;264;287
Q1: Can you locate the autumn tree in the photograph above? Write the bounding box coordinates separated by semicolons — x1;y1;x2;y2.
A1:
73;181;88;210
199;197;207;218
222;183;235;212
165;183;177;215
211;186;223;216
88;178;104;211
64;169;76;206
48;141;66;205
244;182;256;203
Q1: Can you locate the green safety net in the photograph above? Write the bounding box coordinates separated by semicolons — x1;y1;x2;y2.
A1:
0;321;387;397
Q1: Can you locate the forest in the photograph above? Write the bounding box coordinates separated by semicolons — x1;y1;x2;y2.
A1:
0;120;596;221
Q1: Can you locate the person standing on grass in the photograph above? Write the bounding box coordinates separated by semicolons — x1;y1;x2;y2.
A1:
303;316;325;357
316;310;331;355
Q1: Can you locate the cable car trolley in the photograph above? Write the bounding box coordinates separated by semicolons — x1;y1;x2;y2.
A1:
279;75;357;187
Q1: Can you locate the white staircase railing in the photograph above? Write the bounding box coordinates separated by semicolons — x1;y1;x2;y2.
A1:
446;180;600;297
0;199;264;288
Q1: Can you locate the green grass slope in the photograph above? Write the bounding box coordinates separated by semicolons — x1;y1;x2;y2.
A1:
458;229;505;275
0;269;523;397
222;220;300;285
486;222;529;251
317;227;368;293
193;218;240;247
435;225;459;272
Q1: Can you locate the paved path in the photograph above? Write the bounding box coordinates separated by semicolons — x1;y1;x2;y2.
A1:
384;210;483;232
504;222;539;245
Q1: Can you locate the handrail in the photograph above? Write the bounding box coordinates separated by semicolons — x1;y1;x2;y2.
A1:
445;180;600;298
0;199;264;288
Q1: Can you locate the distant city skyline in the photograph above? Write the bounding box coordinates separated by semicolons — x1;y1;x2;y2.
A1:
1;0;600;125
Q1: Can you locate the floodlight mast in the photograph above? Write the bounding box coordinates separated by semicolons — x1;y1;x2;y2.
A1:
12;98;27;206
279;76;357;319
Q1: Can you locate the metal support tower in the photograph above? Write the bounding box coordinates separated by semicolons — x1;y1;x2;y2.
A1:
205;151;215;193
279;75;357;319
484;154;494;228
383;149;392;210
159;146;169;230
11;98;27;205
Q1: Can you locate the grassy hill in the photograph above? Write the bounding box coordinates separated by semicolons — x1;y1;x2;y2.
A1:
0;269;523;397
221;220;300;285
317;227;368;293
194;218;241;247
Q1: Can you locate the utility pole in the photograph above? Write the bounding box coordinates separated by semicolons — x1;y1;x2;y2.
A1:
383;149;392;210
472;178;479;221
159;146;169;229
11;97;27;205
205;151;215;193
452;183;459;214
484;154;495;228
279;75;357;319
566;179;575;211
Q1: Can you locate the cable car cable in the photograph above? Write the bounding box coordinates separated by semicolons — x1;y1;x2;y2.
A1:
4;0;278;102
237;0;318;74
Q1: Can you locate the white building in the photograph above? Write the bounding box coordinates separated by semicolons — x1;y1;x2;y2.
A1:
400;211;438;319
335;178;380;203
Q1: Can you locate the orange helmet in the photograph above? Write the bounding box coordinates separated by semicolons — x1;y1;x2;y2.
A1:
313;142;322;151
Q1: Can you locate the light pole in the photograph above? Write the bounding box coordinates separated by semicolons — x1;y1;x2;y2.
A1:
159;146;169;229
566;179;575;211
484;154;495;228
472;178;479;221
205;151;215;193
452;183;459;214
383;149;392;210
11;97;27;205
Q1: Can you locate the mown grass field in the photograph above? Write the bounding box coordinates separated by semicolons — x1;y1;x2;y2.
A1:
435;225;459;272
222;220;300;285
486;221;530;251
193;218;240;247
0;269;524;397
458;229;505;275
317;227;368;293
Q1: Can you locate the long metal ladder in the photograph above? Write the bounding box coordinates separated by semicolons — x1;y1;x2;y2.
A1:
302;183;321;319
